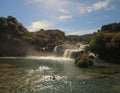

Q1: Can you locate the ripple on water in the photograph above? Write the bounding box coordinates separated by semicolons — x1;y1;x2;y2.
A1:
26;66;52;75
31;75;68;92
25;65;69;92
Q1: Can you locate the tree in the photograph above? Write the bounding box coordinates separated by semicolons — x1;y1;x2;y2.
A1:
89;23;120;63
0;16;67;56
101;22;120;32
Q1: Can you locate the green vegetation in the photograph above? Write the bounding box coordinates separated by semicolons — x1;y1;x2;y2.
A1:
75;22;120;67
101;23;120;32
0;16;66;56
89;23;120;64
66;34;92;44
75;52;94;68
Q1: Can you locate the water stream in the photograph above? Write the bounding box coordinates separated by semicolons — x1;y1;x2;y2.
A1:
0;56;120;93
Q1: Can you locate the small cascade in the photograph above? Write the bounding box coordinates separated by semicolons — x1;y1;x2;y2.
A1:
63;44;89;59
53;43;89;59
63;49;84;59
63;49;70;58
54;44;72;57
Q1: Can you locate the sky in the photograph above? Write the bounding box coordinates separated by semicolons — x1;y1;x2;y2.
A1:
0;0;120;35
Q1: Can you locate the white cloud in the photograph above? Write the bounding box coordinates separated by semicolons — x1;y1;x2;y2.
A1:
29;21;52;31
67;31;81;35
25;0;115;32
59;8;70;14
77;0;112;14
25;0;71;15
58;15;72;20
93;0;110;10
26;0;114;16
67;29;97;35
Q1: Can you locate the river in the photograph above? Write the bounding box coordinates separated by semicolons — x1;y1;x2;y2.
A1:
0;56;120;93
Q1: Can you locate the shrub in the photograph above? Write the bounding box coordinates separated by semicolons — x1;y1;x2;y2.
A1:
89;32;120;63
75;52;94;68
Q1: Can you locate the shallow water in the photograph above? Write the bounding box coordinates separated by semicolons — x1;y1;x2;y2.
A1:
0;56;120;93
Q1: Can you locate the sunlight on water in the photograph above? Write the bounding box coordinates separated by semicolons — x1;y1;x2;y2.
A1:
25;56;74;61
18;57;76;93
0;56;74;61
25;64;70;92
0;56;120;93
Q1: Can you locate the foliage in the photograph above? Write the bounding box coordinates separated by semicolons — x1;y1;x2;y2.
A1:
66;34;92;44
0;16;66;56
89;22;120;64
75;52;94;68
100;22;120;32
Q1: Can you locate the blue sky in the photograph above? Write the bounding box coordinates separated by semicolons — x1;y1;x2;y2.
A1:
0;0;120;35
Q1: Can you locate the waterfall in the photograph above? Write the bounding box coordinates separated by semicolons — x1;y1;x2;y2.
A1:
63;49;70;58
63;44;89;59
54;43;89;59
63;49;84;59
54;44;72;57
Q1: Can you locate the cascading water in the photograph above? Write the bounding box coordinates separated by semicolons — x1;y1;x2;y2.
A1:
54;44;75;57
63;49;70;58
63;44;89;59
63;49;84;59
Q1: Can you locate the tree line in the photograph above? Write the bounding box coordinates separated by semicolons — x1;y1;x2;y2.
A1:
0;16;66;56
66;34;92;44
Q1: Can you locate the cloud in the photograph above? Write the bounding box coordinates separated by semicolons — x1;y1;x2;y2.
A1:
28;21;52;31
58;15;72;20
77;0;112;14
25;0;71;14
59;8;70;14
67;29;97;35
67;31;81;35
25;0;115;33
105;5;115;10
93;0;110;10
26;0;68;8
26;0;114;16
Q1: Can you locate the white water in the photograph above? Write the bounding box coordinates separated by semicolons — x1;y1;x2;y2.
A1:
0;56;74;61
63;49;83;58
62;44;89;58
21;56;75;93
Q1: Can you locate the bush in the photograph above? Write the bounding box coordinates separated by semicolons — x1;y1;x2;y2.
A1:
89;32;120;63
75;52;94;68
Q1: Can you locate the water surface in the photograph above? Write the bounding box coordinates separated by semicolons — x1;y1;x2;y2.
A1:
0;56;120;93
